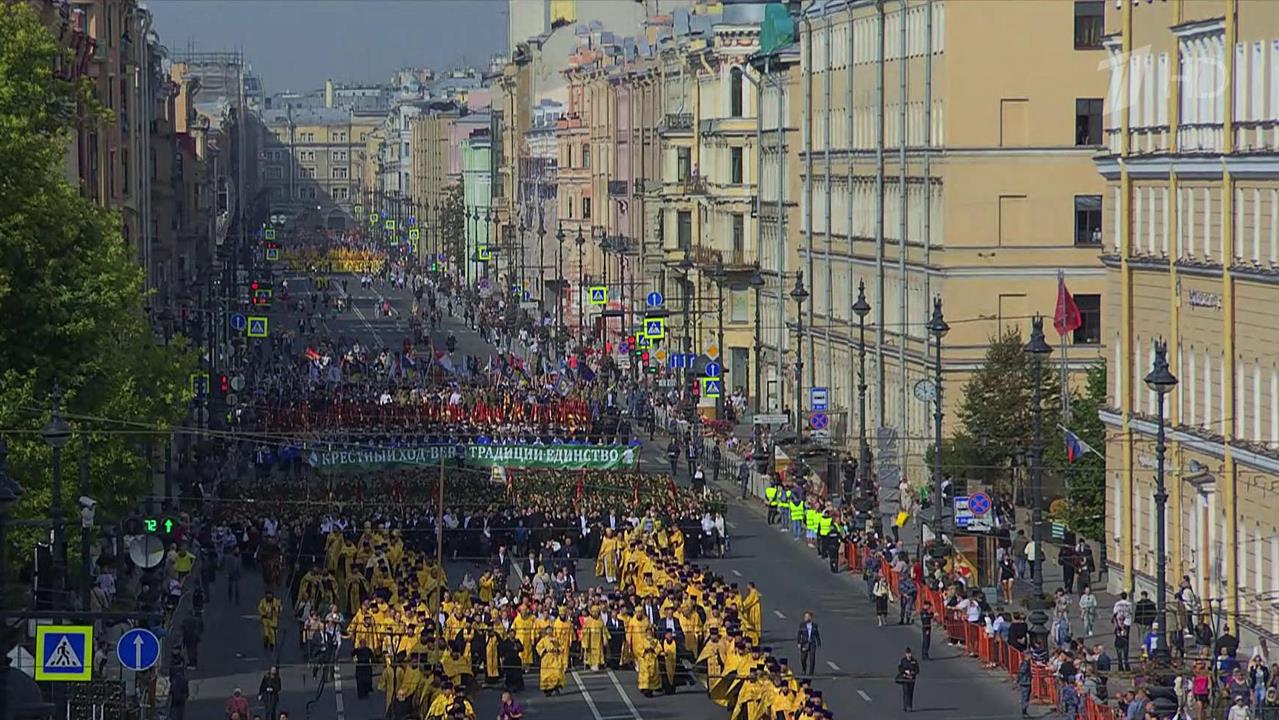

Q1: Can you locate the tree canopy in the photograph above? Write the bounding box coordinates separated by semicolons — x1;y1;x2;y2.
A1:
0;4;194;560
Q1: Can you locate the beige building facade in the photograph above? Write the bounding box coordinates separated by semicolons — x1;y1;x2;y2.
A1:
797;0;1108;474
1100;0;1279;641
260;107;380;230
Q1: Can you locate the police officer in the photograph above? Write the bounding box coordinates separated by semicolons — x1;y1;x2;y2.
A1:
764;480;780;525
804;502;821;547
817;509;834;560
788;489;805;538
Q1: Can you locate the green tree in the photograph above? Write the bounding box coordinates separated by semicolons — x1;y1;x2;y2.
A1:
440;183;467;271
0;4;194;563
1053;363;1107;541
955;326;1062;494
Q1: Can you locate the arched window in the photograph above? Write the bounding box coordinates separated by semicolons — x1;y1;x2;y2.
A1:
730;66;744;118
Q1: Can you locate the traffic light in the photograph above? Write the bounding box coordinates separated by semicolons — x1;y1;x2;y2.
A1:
142;516;178;536
219;374;229;394
641;350;650;364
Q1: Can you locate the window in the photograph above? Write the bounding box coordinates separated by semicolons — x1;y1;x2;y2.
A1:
582;197;591;219
677;147;692;180
582;144;590;169
334;187;349;201
334;131;347;142
732;213;745;261
266;166;283;180
332;167;348;179
730;147;744;184
1074;195;1103;245
1073;1;1104;50
1073;294;1102;344
730;67;744;118
1075;98;1103;146
302;166;316;178
677;210;692;250
333;150;348;162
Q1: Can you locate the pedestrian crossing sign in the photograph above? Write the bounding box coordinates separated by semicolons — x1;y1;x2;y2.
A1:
635;333;652;349
701;377;723;398
384;219;396;231
369;214;379;226
477;245;492;262
265;247;280;261
355;205;363;216
589;286;608;305
35;625;93;682
644;317;666;339
247;316;269;338
263;228;276;241
408;228;420;241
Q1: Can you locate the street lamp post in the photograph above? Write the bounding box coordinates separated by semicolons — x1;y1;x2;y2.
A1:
749;269;765;413
677;257;694;392
711;258;727;417
926;296;950;540
536;210;546;316
1024;315;1053;601
575;226;586;346
556;223;566;358
1145;340;1178;655
41;384;72;603
0;439;21;720
790;273;809;435
852;280;872;492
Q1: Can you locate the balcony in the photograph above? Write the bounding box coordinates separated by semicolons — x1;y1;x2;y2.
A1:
660;113;693;135
690;245;756;271
674;175;709;196
607;180;628;197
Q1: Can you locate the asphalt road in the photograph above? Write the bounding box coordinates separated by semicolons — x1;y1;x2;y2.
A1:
189;271;1029;720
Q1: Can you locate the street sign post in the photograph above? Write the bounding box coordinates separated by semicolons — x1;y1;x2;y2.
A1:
35;625;93;682
230;314;247;332
247;317;269;338
968;491;992;516
701;378;723;398
753;413;789;426
589;286;608;305
809;412;829;431
646;291;664;307
117;629;160;672
643;317;666;339
704;361;722;378
810;387;829;411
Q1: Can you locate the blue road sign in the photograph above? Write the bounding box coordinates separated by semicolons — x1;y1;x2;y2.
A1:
668;353;696;370
644;318;666;339
646;290;664;307
705;361;722;378
35;625;92;682
810;386;829;411
247;316;269;338
589;287;608;305
117;628;160;672
230;313;247;332
809;412;830;430
701;378;723;397
968;491;992;516
618;342;629;354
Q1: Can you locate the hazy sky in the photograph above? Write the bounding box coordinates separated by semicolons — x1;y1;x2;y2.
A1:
149;0;508;94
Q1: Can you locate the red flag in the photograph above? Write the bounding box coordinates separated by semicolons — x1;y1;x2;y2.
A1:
1053;274;1082;337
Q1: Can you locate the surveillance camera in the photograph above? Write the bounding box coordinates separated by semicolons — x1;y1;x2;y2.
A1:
79;496;97;508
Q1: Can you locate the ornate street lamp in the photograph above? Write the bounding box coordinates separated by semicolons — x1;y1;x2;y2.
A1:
1144;339;1178;657
790;273;809;435
1023;315;1053;602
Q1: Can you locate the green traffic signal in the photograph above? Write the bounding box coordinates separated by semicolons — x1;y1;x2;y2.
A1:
143;516;178;535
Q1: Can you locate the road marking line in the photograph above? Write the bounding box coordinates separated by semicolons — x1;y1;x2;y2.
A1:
858;689;872;702
773;610;786;619
351;303;384;347
826;661;841;672
727;521;737;529
731;569;742;577
572;671;608;720
333;662;346;720
606;669;644;719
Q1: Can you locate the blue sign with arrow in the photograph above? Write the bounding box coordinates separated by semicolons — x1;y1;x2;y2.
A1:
117;628;160;672
230;313;247;332
704;361;722;378
646;291;664;307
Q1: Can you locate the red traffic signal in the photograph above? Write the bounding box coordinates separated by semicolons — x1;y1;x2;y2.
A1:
641;351;650;363
251;281;260;291
219;374;229;393
628;335;637;346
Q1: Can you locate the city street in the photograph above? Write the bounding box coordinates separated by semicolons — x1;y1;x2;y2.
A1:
174;272;1025;720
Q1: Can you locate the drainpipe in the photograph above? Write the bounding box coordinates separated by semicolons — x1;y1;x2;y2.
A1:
874;0;886;427
897;0;909;449
802;13;815;399
775;57;786;415
847;1;856;440
823;16;833;399
923;0;933;316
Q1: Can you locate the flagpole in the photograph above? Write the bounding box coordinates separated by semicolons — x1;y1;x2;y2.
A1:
1058;270;1071;420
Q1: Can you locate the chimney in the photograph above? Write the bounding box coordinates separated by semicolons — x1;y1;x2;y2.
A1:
325;79;334;109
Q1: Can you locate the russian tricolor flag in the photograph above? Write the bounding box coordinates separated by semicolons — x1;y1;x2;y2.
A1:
1065;429;1094;463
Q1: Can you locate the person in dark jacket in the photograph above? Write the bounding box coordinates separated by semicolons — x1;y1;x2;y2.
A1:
897;647;921;712
258;666;281;720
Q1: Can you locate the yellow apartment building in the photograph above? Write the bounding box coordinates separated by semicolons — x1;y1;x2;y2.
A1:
1100;0;1279;641
260;107;380;230
798;0;1108;478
